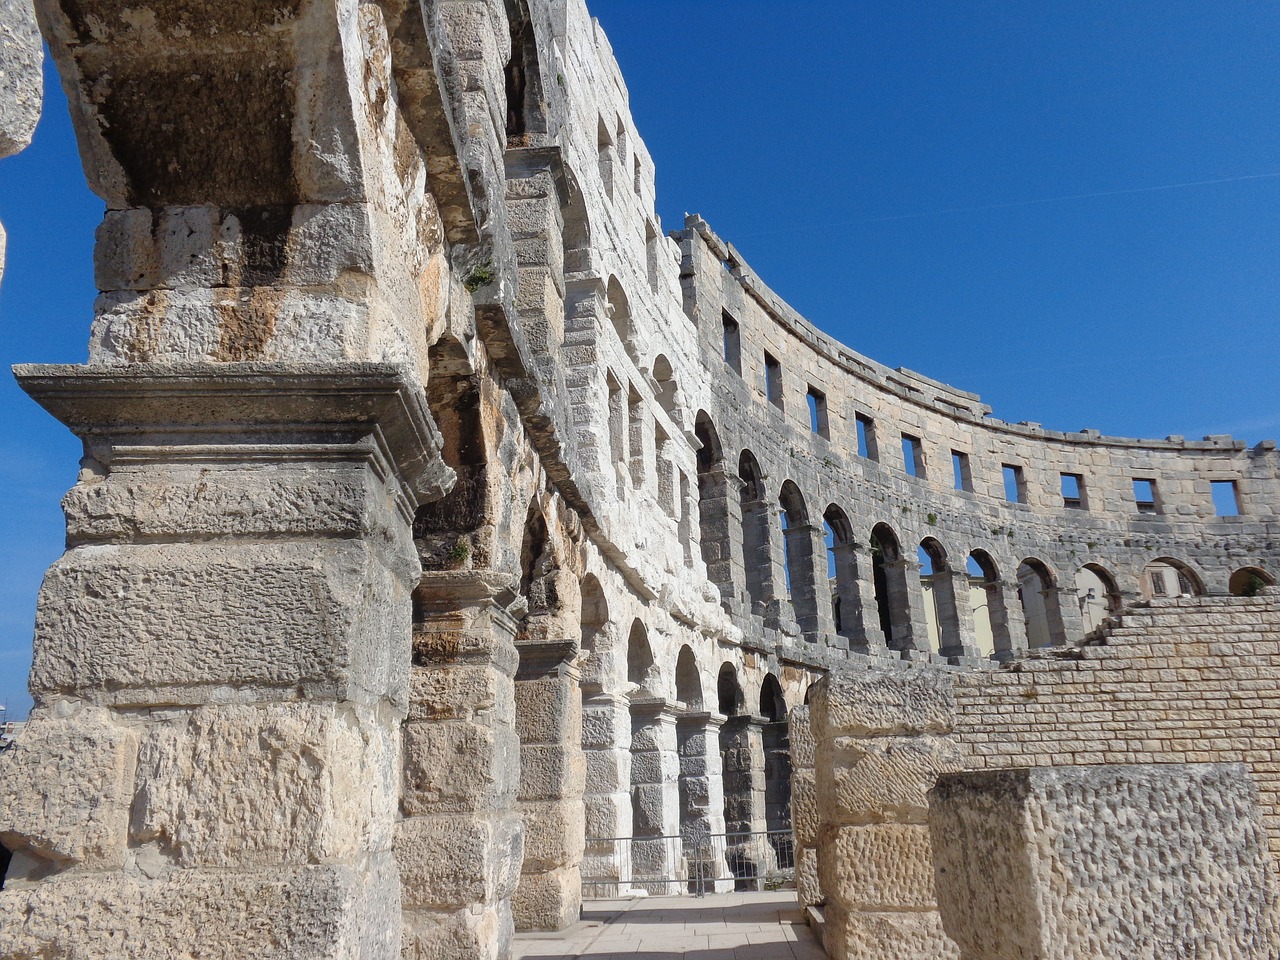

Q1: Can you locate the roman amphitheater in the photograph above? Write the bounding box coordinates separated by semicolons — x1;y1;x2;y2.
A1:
1;0;1279;957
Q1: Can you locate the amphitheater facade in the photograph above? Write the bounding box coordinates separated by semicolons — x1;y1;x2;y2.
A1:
0;0;1277;957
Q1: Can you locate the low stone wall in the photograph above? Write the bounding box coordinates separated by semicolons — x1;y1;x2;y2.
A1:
810;591;1280;960
929;764;1280;959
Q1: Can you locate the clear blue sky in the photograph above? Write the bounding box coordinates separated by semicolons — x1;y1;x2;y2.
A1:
2;3;1279;717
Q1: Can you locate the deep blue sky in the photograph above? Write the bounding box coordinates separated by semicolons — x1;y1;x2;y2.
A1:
2;3;1279;717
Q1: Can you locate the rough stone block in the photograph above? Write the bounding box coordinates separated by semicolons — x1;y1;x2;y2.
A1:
796;845;822;907
403;898;512;960
131;702;396;868
929;763;1280;960
790;769;819;847
517;744;585;801
30;541;410;707
818;734;960;824
825;904;960;960
520;799;585;870
408;663;513;723
818;823;938;911
0;705;136;869
789;705;816;768
514;674;575;744
811;669;954;740
397;813;523;908
0;857;402;960
512;866;581;932
402;720;519;816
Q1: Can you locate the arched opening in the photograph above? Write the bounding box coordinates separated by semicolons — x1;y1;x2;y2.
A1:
626;619;656;694
597;117;616;200
606;277;637;364
1017;558;1067;648
503;9;543;142
871;523;912;650
579;574;609;692
652;354;680;426
578;576;625;896
695;413;731;608
1076;564;1122;633
717;663;745;717
1230;566;1276;597
824;505;857;641
759;676;792;867
518;500;558;623
1141;558;1204;600
739;451;772;614
675;646;702;710
966;551;1007;658
779;481;817;636
918;538;960;655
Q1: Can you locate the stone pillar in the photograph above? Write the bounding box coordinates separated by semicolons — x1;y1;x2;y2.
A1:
699;461;747;616
628;697;682;895
934;567;980;659
720;714;776;887
990;579;1029;662
810;670;962;960
741;496;779;616
581;691;632;897
764;502;800;631
889;557;931;656
677;710;734;893
787;520;838;642
789;706;822;908
400;574;524;960
762;715;794;863
0;367;449;960
1050;584;1086;645
513;639;585;931
840;542;889;654
929;764;1280;960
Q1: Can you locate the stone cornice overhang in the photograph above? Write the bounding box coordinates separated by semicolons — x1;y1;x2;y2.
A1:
14;361;455;520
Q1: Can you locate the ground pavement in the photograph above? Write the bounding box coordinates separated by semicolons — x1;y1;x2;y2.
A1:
512;891;826;960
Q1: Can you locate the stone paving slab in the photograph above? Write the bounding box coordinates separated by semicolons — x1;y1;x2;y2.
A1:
514;892;825;960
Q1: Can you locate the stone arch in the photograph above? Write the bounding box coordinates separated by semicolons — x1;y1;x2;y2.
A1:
1230;566;1276;597
579;573;609;693
675;645;703;710
759;675;791;856
1142;557;1204;600
823;505;856;639
519;499;559;619
606;276;636;363
871;523;914;650
918;537;961;655
1076;563;1122;633
652;354;680;425
739;451;772;613
597;116;616;200
695;413;732;610
414;333;489;576
966;549;1011;658
779;481;818;635
626;619;657;694
1017;558;1067;648
717;662;745;717
502;0;547;142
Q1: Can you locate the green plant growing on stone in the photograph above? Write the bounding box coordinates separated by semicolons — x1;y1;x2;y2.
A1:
464;262;496;292
448;538;471;567
926;512;938;526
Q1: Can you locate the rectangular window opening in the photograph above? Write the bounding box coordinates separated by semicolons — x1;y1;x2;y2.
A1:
721;312;741;376
902;434;925;478
1211;480;1241;517
764;352;784;411
1133;478;1158;515
806;386;829;439
1150;570;1167;597
855;414;876;461
1061;472;1085;510
951;451;972;492
1002;464;1026;504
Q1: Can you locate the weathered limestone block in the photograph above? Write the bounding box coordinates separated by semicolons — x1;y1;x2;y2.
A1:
519;799;586;870
408;662;514;724
818;823;938;912
0;857;402;960
810;669;954;740
789;704;816;769
516;744;586;801
0;704;136;869
825;904;960;960
929;764;1280;960
397;814;523;910
402;720;520;816
790;769;819;847
818;734;961;825
131;702;397;868
512;867;580;933
30;540;410;708
796;846;821;909
403;900;514;960
0;0;41;159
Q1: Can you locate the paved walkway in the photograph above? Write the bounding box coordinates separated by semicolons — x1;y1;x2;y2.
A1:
512;892;825;960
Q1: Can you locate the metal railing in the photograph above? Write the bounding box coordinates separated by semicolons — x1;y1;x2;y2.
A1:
582;829;795;898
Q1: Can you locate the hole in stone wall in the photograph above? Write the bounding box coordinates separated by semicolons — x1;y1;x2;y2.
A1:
0;840;10;891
